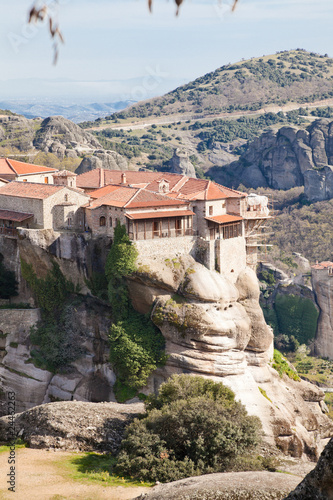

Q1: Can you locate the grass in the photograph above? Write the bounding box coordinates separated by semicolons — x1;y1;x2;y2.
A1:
0;441;26;454
55;452;153;488
286;352;333;387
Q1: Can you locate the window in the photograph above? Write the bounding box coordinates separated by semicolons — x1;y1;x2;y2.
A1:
192;206;196;213
64;194;68;202
44;177;49;184
222;201;226;208
67;217;72;227
23;179;27;182
99;216;106;227
209;206;213;216
109;217;112;227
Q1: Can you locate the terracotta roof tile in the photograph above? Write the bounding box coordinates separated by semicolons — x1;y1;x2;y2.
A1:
76;169;247;203
0;209;34;222
311;261;333;269
2;158;58;175
205;214;243;224
0;181;63;199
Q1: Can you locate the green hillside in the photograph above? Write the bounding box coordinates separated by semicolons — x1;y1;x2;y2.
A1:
108;49;333;121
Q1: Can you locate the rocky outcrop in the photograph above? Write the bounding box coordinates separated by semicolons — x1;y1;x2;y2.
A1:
312;267;333;360
33;116;102;159
0;401;144;452
0;115;36;151
0;231;114;413
210;119;333;202
284;438;333;499
0;232;332;460
130;254;333;460
0;296;114;414
169;148;196;178
134;471;302;500
75;149;128;174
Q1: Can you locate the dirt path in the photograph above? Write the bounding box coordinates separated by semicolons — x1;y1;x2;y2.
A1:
0;449;149;500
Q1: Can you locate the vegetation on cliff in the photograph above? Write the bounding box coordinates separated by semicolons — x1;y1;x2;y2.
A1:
115;375;264;482
106;223;166;401
20;260;83;371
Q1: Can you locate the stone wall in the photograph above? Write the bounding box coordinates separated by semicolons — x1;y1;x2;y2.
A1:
216;236;247;282
85;206;126;236
44;188;89;230
0;195;44;227
135;235;196;260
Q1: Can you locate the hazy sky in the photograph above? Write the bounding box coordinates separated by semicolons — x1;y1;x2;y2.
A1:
0;0;333;102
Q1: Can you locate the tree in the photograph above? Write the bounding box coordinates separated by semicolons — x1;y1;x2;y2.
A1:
115;374;263;482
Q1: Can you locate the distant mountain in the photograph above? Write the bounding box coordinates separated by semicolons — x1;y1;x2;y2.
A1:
111;50;333;121
0;100;135;123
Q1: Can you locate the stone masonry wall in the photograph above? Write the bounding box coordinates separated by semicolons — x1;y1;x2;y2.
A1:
216;236;247;283
0;196;44;227
44;188;88;230
135;235;196;260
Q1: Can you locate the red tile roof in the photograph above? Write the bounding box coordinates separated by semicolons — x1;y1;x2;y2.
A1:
205;214;243;224
0;158;58;176
126;210;194;220
0;181;63;199
312;261;333;269
76;169;246;202
0;209;33;222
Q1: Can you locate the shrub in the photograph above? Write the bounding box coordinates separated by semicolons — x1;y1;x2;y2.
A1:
116;375;262;482
106;223;165;397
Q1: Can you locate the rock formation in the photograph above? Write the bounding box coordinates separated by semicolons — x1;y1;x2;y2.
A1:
75;149;128;174
33;116;102;159
0;401;144;453
134;471;302;500
0;231;332;460
210;119;333;202
130;254;333;459
285;438;333;499
169;148;196;178
0;115;36;151
312;266;333;360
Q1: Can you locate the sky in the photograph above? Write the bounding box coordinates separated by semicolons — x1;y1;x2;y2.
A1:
0;0;333;103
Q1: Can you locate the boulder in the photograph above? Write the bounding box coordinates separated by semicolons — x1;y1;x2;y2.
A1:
169;148;196;178
134;471;302;500
0;401;144;453
75;150;128;173
284;438;333;499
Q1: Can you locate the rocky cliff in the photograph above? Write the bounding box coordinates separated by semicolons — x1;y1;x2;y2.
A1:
211;119;333;202
0;231;332;460
33;116;102;159
169;148;196;178
312;268;333;361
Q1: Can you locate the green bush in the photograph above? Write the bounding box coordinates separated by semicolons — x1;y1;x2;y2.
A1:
21;260;83;372
115;375;262;482
106;223;166;397
272;349;300;381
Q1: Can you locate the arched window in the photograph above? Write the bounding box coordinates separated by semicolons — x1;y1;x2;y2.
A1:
109;217;112;227
99;216;106;227
64;194;68;202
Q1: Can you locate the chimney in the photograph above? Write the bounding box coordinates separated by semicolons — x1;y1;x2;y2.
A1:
99;168;105;188
121;172;127;185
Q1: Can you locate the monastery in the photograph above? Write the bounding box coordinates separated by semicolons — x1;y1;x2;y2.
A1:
0;159;270;280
